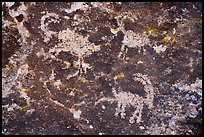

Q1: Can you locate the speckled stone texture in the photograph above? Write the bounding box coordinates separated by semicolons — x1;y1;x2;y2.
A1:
2;2;202;135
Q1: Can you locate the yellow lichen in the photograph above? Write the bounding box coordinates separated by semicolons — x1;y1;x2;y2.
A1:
142;31;147;35
55;58;63;62
69;87;76;91
7;19;20;27
169;57;177;62
64;61;71;67
7;21;14;27
101;43;110;47
170;37;176;44
21;105;29;109
148;28;158;37
163;35;170;42
21;88;29;92
78;77;86;82
110;28;119;34
92;45;98;52
77;89;83;93
68;87;83;93
114;72;125;79
14;19;20;26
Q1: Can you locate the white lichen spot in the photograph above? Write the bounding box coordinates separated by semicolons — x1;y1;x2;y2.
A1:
122;30;150;53
2;54;30;99
4;2;15;8
58;29;70;41
5;3;30;44
146;122;177;135
53;79;62;89
62;2;88;14
173;28;176;35
102;105;106;109
95;73;156;124
153;44;167;54
89;125;94;129
56;28;100;57
30;2;36;5
49;98;66;108
26;108;35;114
139;126;145;130
113;86;151;124
49;69;56;80
39;12;60;43
133;73;151;85
190;79;202;95
137;61;143;64
70;109;82;119
164;67;172;75
7;103;21;111
157;9;170;26
117;44;127;59
186;104;199;118
63;15;70;20
36;48;46;57
2;73;17;98
68;91;75;96
50;28;100;74
182;8;189;14
172;78;202;96
17;63;29;75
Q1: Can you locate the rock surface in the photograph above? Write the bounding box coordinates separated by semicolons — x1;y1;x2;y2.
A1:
2;2;202;135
